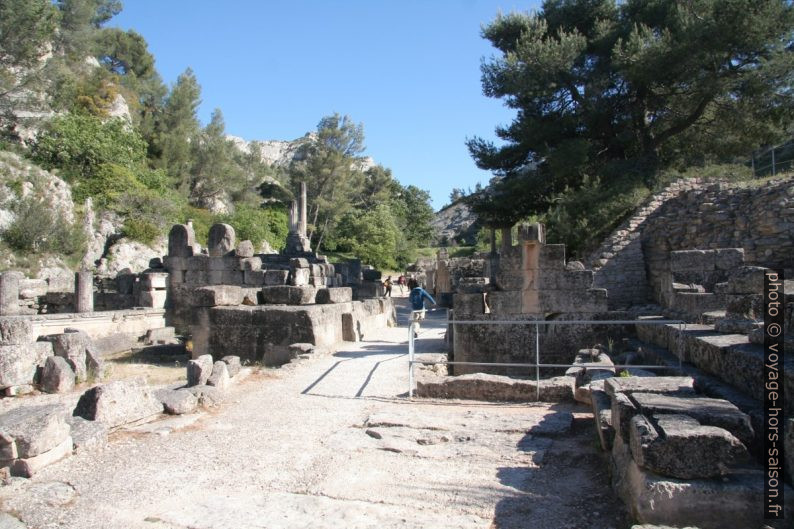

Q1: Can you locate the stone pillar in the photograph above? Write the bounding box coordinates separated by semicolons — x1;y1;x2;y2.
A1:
75;270;94;313
500;227;512;253
0;272;20;316
490;228;497;255
299;181;307;237
289;200;298;233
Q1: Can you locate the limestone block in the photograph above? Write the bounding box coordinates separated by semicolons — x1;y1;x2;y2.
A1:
591;386;614;451
244;270;266;286
221;270;243;285
288;343;314;358
169;270;184;285
357;281;383;299
492;272;524;291
185;270;208;285
537;288;608;313
630;392;754;446
74;270;93;313
193;285;243;307
0;404;70;460
239;257;263;271
10;435;72;478
291;268;310;286
236;240;254;258
535;270;594;291
155;389;198;415
163;256;188;272
518;223;545;244
315;287;353;304
40;331;95;383
187;255;210;271
208;223;236;257
726;266;768;294
629;414;747;479
207;256;240;272
0;318;32;346
74;377;163;428
207;361;230;392
611;391;638;441
604;377;695;399
167;224;196;257
145;327;177;345
486;290;523;314
186;385;224;408
40;356;75;394
264;270;289;286
0;273;20;315
139;290;167;309
715;248;745;270
724;293;764;319
670;249;716;272
415;372;575;402
140;273;168;290
342;313;358;342
221;355;241;377
260;286;317;305
187;354;214;386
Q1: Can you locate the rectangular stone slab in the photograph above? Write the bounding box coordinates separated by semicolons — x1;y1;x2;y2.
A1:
10;435;73;478
630;392;754;446
629;413;747;479
604;376;695;398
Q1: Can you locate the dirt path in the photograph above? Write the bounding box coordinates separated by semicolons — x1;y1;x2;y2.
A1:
0;300;628;529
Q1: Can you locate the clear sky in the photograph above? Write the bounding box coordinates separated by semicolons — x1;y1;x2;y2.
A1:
111;1;541;210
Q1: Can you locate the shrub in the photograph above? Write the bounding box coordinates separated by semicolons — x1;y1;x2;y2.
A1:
1;196;85;255
121;217;160;246
218;204;288;252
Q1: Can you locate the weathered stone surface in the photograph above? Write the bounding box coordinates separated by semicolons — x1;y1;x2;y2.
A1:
629;413;747;479
155;389;198;415
41;331;95;383
73;377;163;428
168;224;196;257
288;343;314;359
10;435;72;478
193;285;243;307
0;343;49;389
0;404;70;460
187;354;213;386
207;223;236;257
415;372;574;402
93;333;137;355
140;272;168;290
362;269;382;281
260;285;317;305
66;415;108;453
591;386;614;451
0;318;32;345
186;385;224;408
315;287;353;304
630;392;754;446
0;512;26;528
236;240;254;258
221;355;241;377
0;273;20;316
670;249;715;272
725;265;768;294
139;289;167;308
40;356;75;394
604;376;695;398
290;257;310;269
74;270;94;313
714;248;745;270
264;269;289;286
206;361;230;391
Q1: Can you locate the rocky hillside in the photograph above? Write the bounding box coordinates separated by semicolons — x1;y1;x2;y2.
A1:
432;200;479;245
227;133;376;170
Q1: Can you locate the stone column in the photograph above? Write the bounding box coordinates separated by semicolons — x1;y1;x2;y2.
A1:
75;270;94;313
500;227;512;253
299;181;307;237
490;228;497;255
0;272;20;316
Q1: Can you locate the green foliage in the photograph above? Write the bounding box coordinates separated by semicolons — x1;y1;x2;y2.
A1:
1;196;85;255
467;0;794;227
154;68;201;189
189;109;248;206
218;204;288;252
336;204;401;270
121;217;160;246
31;113;147;181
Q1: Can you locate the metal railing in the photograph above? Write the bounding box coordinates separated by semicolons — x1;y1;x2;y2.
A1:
407;313;685;400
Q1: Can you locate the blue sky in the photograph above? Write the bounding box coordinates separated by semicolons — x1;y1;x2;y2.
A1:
112;1;541;210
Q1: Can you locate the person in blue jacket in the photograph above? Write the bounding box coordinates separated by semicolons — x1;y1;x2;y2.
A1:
408;278;435;335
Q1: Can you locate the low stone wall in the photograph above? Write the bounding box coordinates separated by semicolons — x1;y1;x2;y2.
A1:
193;298;395;364
25;309;167;342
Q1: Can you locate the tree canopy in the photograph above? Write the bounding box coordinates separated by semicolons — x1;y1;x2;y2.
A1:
467;0;794;226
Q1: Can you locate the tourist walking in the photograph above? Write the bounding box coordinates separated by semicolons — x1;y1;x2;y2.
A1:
408;278;435;336
383;276;393;297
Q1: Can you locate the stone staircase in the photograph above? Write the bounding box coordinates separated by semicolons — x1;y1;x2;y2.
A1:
586;178;706;309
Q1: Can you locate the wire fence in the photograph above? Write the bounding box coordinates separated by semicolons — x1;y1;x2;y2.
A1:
750;139;794;177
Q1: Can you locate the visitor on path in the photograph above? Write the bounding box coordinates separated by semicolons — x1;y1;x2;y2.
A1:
397;275;406;293
408;278;436;336
383;276;393;297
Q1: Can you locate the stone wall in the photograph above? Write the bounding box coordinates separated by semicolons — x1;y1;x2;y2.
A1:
589;177;794;309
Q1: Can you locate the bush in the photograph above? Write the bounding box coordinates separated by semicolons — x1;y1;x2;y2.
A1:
218;204;288;252
1;196;85;255
121;217;160;245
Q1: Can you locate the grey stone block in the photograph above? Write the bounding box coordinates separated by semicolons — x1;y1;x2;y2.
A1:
0;404;70;460
290;258;310;269
206;361;230;391
208;223;236;257
167;224;196;258
9;435;72;478
415;372;575;402
264;269;289;286
40;331;93;383
187;354;213;386
239;257;263;271
221;355;241;377
186;385;224;407
0;318;32;345
236;240;254;258
140;273;168;290
315;287;352;304
260;286;317;305
629;413;747;479
193;285;243;307
604;376;695;398
40;356;75;394
362;269;382;281
155;389;198;415
73;377;163;428
66;415;107;453
244;270;266;286
670;249;716;272
726;266;768;294
715;248;745;270
139;290;167;308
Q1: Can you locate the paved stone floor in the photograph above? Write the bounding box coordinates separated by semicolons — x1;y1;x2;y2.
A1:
0;299;628;528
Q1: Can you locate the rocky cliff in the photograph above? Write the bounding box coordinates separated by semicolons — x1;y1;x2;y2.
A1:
432;201;479;245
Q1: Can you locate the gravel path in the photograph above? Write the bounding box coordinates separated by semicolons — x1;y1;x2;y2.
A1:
0;299;628;529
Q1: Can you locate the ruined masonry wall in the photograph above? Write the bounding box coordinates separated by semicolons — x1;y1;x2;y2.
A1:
589;177;794;308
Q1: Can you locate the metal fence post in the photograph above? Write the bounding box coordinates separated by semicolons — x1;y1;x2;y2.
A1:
408;321;415;398
535;322;540;402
